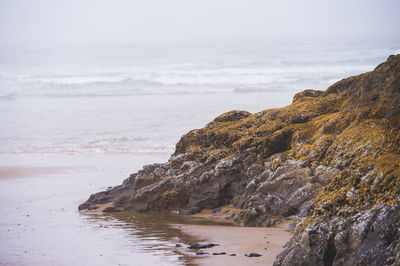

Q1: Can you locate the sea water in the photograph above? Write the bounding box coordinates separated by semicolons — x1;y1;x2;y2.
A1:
1;42;399;155
0;42;399;265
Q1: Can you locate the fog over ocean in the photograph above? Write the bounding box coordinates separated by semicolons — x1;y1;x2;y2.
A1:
1;41;399;156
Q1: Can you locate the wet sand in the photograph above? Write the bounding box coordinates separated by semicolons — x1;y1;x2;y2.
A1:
179;207;293;265
0;155;292;266
175;222;291;266
0;166;76;179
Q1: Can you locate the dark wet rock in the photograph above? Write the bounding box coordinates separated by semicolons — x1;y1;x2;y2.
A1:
175;244;182;248
188;243;219;249
80;55;400;265
212;207;222;213
230;254;236;256
245;253;262;257
212;252;226;255
195;252;209;255
78;202;91;210
180;207;200;215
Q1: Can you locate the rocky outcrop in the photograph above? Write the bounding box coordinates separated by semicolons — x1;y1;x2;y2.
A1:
274;203;400;265
273;54;400;266
80;55;400;264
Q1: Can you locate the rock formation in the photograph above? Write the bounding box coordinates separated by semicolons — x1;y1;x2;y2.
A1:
80;55;400;265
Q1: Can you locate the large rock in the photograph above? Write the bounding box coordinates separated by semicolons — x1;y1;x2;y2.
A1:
274;204;400;266
80;55;400;264
273;54;400;265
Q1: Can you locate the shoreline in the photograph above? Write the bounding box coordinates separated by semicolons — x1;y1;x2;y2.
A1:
84;204;293;265
81;203;293;265
2;156;293;266
0;166;78;180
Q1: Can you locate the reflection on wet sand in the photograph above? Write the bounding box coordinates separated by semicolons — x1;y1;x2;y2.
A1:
82;211;233;265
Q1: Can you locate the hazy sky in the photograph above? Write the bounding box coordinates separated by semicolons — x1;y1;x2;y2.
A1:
0;0;399;49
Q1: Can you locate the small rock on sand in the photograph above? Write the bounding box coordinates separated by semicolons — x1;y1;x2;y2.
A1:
212;252;226;255
245;253;262;257
196;252;209;255
188;243;219;249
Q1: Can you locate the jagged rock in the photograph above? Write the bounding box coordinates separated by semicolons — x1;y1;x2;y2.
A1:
274;204;400;266
80;55;400;265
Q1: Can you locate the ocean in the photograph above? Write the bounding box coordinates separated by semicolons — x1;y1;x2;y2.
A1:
1;42;399;156
0;41;399;265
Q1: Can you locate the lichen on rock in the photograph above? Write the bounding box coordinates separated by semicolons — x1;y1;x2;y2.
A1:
80;55;400;265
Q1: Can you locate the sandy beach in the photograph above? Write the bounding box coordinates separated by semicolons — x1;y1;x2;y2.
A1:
0;166;77;180
0;154;291;265
83;204;293;265
175;222;292;266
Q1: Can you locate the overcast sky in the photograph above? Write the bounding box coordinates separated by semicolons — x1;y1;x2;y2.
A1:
0;0;399;49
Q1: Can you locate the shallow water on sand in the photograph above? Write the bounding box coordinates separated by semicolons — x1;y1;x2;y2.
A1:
0;154;236;266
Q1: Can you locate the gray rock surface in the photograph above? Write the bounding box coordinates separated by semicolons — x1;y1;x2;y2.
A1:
79;151;337;227
274;204;400;266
